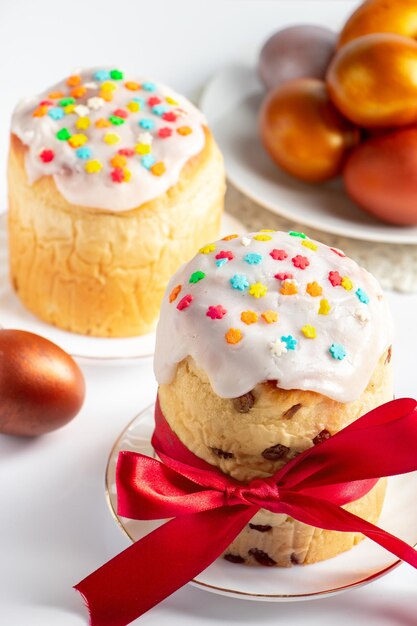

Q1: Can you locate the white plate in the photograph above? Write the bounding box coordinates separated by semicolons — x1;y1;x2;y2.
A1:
200;64;417;245
106;404;417;601
0;212;243;362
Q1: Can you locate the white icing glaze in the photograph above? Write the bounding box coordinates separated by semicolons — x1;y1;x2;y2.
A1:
154;230;392;403
11;67;206;211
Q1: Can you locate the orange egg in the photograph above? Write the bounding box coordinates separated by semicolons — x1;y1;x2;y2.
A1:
338;0;417;48
259;78;359;183
327;33;417;128
344;127;417;225
0;330;85;436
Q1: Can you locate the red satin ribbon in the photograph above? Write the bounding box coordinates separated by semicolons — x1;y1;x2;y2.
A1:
75;397;417;626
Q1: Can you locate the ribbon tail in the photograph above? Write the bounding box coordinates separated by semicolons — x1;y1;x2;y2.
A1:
282;492;417;569
75;504;257;626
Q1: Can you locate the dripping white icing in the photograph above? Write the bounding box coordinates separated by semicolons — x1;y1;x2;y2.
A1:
11;67;206;211
154;231;392;403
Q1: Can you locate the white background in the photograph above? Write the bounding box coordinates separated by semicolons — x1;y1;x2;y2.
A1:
1;1;417;624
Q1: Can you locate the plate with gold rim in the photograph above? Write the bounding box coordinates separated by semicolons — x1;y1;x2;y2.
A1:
0;212;243;362
105;404;417;601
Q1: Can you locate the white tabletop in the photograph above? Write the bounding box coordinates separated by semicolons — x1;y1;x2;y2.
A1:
1;1;417;625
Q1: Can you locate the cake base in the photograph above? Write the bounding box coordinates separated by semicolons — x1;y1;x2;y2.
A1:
158;349;393;566
224;478;386;566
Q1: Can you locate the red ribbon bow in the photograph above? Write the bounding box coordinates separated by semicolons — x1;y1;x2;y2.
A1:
76;397;417;626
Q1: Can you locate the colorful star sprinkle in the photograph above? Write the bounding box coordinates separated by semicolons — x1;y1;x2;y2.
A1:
270;339;288;357
139;118;155;130
150;162;166;176
177;294;193;311
302;325;317;339
189;271;205;284
95;117;110;128
356;288;369;304
292;255;309;270
270;249;287;261
275;272;293;281
76;117;91;130
68;133;88;148
216;250;234;261
109;115;125;126
111;167;131;183
253;234;272;242
244;253;262;265
329;343;346;360
135;143;151;155
125;81;140;91
59;97;75;107
162;111;177;122
94;70;110;81
241;311;258;325
157;127;171;138
280;279;298;296
141;155;156;169
113;108;127;119
199;244;216;254
39;149;54;163
306;282;322;297
110;69;124;80
127;101;140;113
230;274;249;291
33;105;48;117
56;128;71;141
225;328;242;345
75;105;90;117
302;240;318;251
48;107;64;120
318;299;331;315
85;160;102;174
111;154;127;168
281;335;297;350
67;75;81;87
142;82;156;92
76;146;92;159
104;133;120;145
289;231;306;239
341;276;353;291
88;96;105;110
207;305;227;320
249;282;267;298
328;271;342;287
261;310;278;324
169;285;182;303
177;126;192;135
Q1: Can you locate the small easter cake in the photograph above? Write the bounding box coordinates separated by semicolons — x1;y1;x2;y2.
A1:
8;67;225;337
154;229;393;566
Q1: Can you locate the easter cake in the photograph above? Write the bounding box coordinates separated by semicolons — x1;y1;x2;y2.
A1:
8;67;225;337
154;229;393;566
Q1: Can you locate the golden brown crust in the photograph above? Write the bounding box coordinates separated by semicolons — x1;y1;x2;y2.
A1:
225;478;386;566
159;351;393;480
158;350;393;565
8;130;225;336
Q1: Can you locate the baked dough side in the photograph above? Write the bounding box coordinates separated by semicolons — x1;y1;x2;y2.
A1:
8;129;225;337
158;349;392;566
